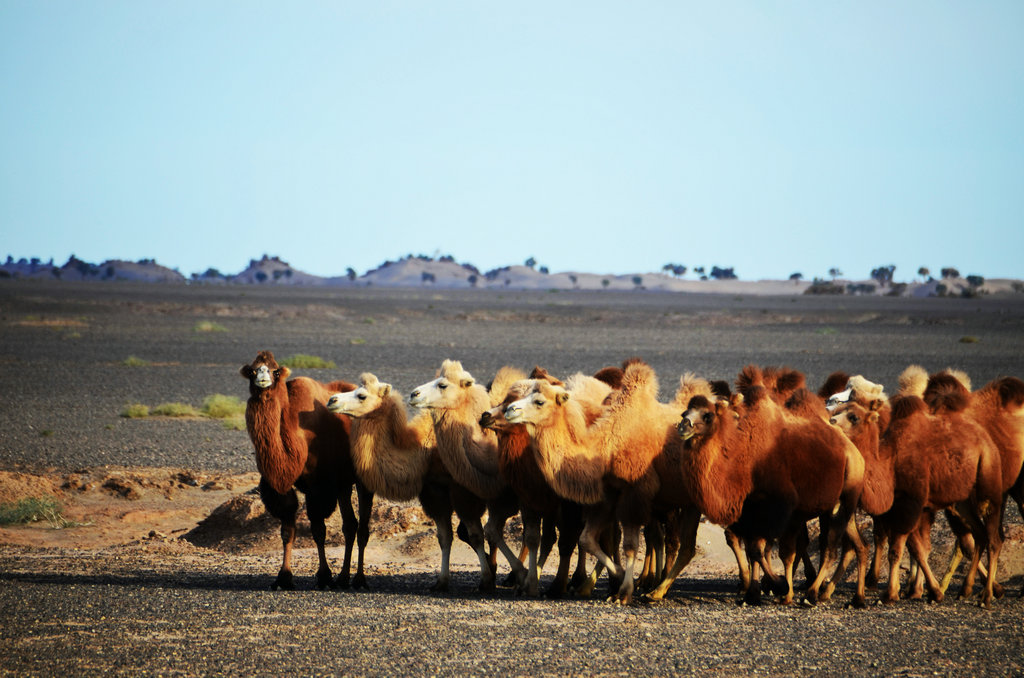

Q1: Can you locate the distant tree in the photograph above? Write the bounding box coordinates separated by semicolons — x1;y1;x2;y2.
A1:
273;269;284;280
966;274;985;289
539;266;549;275
662;263;687;277
828;267;842;279
918;266;930;281
525;257;537;269
632;275;643;288
601;278;610;289
941;267;960;279
870;264;896;287
346;267;357;281
421;272;435;284
710;266;737;280
569;274;578;288
467;274;478;287
789;272;804;282
694;266;705;276
255;271;267;283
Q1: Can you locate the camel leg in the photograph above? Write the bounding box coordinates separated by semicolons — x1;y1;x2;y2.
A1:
905;513;933;600
750;538;787;598
866;518;889;590
776;530;798;605
485;493;527;588
611;522;642;605
519;511;543;597
806;504;854;606
333;487;358;589
576;505;619;598
259;480;300;590
724;527;751;595
904;525;945;603
538;515;557;569
841;514;869;608
305;488;340;590
797;520;818;585
637;520;664;593
547;505;582;598
743;541;764;606
647;506;700;601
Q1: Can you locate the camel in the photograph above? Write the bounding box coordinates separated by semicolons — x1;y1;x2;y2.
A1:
478;368;612;597
240;350;373;590
504;359;704;604
326;372;498;592
922;370;1024;598
678;365;870;608
827;370;1005;607
408;360;528;591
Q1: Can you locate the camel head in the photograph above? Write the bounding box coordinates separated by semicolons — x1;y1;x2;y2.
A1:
240;350;290;395
677;395;719;441
327;373;391;417
409;359;478;410
503;381;570;427
828;400;880;438
480;380;538;431
825;374;885;411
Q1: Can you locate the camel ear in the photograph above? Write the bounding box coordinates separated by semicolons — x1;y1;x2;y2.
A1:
378;383;392;397
460;378;474;388
868;411;879;423
715;399;729;416
868;398;883;412
555;391;570;405
277;366;291;381
240;365;253;379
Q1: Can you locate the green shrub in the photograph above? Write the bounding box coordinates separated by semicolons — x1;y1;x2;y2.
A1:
120;403;150;418
220;417;246;431
959;336;980;344
201;394;245;419
151;402;200;417
280;354;336;369
0;496;85;528
194;320;228;333
123;356;151;367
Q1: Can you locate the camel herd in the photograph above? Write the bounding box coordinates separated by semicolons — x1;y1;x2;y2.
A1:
239;350;1024;608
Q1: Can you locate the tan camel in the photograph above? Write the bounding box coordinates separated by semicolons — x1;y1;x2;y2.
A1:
409;360;527;591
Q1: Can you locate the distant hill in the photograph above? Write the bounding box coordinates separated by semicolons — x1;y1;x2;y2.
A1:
2;253;1020;297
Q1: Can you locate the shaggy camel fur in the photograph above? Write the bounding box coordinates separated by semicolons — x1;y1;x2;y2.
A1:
240;350;373;590
504;360;701;604
326;372;498;592
478;368;613;597
409;360;527;591
679;366;869;607
829;371;1005;607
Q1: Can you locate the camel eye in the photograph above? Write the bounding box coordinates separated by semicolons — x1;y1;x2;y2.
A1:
848;414;858;424
438;382;448;390
357;393;367;401
533;399;545;408
702;412;713;424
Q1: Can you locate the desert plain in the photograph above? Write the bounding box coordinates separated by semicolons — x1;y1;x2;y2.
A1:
1;280;1023;676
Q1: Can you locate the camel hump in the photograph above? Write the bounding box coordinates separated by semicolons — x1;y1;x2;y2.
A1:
674;372;713;406
735;365;766;403
923;373;970;413
709;380;732;398
764;366;805;395
818;371;851;400
996;376;1024;410
940;368;972;391
620;359;657;396
591;365;624;389
898;365;929;397
891;394;928;420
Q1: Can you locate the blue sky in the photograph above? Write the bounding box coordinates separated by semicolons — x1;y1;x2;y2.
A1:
2;2;1022;281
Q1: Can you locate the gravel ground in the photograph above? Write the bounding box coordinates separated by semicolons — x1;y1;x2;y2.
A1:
1;280;1023;676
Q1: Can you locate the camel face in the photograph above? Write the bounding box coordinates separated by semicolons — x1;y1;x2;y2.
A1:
328;374;390;417
240;351;287;393
409;376;458;409
678;404;714;441
503;383;567;426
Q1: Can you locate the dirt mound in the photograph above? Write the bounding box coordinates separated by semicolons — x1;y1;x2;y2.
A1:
0;472;60;505
183;491;280;552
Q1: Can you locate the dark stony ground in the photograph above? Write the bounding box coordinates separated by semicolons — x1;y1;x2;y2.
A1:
1;280;1023;676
